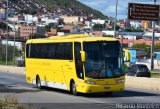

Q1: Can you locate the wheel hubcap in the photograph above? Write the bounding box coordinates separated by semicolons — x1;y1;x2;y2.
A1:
72;83;76;94
37;79;41;88
38;82;40;87
73;85;75;92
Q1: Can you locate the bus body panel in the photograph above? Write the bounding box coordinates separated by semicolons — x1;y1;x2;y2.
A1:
25;34;125;93
26;58;77;90
76;76;125;93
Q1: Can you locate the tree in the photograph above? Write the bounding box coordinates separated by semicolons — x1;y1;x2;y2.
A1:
103;34;112;37
124;28;132;32
0;43;21;63
18;10;29;14
45;25;52;32
112;25;120;31
30;10;37;15
155;43;160;52
29;34;45;39
0;22;11;30
124;28;143;32
131;43;150;52
132;43;160;52
93;24;105;31
132;28;143;32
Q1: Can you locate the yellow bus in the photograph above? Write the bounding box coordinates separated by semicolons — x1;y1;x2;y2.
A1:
25;34;125;96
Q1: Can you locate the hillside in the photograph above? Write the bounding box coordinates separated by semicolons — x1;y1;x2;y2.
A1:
0;0;108;19
36;0;107;19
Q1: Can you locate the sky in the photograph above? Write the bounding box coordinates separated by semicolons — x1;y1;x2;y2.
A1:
79;0;160;19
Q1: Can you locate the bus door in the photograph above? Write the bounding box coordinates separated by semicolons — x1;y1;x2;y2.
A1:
74;42;84;80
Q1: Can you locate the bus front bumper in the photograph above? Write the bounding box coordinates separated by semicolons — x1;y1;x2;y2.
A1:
76;83;125;93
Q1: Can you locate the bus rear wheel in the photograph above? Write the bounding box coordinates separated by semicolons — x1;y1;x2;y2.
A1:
71;81;78;96
36;76;42;89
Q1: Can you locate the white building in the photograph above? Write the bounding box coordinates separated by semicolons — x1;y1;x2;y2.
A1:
144;32;160;37
41;17;59;25
60;16;79;24
24;14;33;22
41;17;47;22
122;35;137;40
130;21;141;28
92;19;105;24
46;19;59;25
0;8;6;20
84;21;92;29
8;16;19;22
57;32;65;36
24;15;39;23
102;30;114;36
33;16;38;22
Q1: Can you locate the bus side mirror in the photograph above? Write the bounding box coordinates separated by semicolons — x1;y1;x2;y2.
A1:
123;49;130;62
80;51;86;63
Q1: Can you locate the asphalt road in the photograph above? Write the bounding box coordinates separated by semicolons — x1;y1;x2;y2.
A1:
0;72;160;109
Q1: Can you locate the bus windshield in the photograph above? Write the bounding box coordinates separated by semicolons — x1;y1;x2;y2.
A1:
84;41;124;79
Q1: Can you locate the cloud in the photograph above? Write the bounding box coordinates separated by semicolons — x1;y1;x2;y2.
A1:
79;0;160;19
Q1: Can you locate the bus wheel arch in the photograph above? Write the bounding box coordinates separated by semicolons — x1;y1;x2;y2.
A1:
70;79;78;96
36;75;42;89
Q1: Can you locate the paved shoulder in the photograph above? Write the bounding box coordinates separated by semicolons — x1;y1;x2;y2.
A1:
0;65;25;75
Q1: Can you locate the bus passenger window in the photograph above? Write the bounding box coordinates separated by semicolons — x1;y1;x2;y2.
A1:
64;43;72;60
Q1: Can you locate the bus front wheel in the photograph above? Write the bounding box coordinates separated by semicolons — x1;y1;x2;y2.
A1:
36;76;42;89
71;81;78;96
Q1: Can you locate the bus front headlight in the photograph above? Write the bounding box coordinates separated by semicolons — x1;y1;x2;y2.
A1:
116;79;125;84
85;80;96;84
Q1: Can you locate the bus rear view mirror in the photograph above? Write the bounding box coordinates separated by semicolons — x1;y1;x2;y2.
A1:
80;51;86;63
123;49;130;62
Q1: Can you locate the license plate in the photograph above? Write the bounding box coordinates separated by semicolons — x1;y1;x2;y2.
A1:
104;86;110;90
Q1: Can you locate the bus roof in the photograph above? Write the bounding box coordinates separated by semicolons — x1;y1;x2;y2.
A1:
26;34;118;44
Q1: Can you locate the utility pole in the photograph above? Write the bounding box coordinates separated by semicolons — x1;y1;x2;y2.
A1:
114;0;118;37
31;25;33;39
6;0;8;66
150;0;157;70
12;23;16;65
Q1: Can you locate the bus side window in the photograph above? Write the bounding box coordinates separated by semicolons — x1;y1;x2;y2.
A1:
26;44;30;58
74;42;84;79
30;44;37;58
48;43;55;59
55;43;64;59
64;43;73;60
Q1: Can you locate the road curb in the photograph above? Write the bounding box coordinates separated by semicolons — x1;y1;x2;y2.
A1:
0;65;25;75
125;76;160;91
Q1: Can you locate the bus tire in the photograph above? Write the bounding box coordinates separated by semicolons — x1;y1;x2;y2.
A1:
70;81;78;96
36;76;42;89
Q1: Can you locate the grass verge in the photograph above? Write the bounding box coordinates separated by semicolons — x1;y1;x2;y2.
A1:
0;96;35;109
151;73;160;78
0;60;14;65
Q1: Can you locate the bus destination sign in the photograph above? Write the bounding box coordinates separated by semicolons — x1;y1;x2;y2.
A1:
128;3;159;21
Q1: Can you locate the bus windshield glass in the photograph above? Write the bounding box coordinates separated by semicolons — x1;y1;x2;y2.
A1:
84;41;124;79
